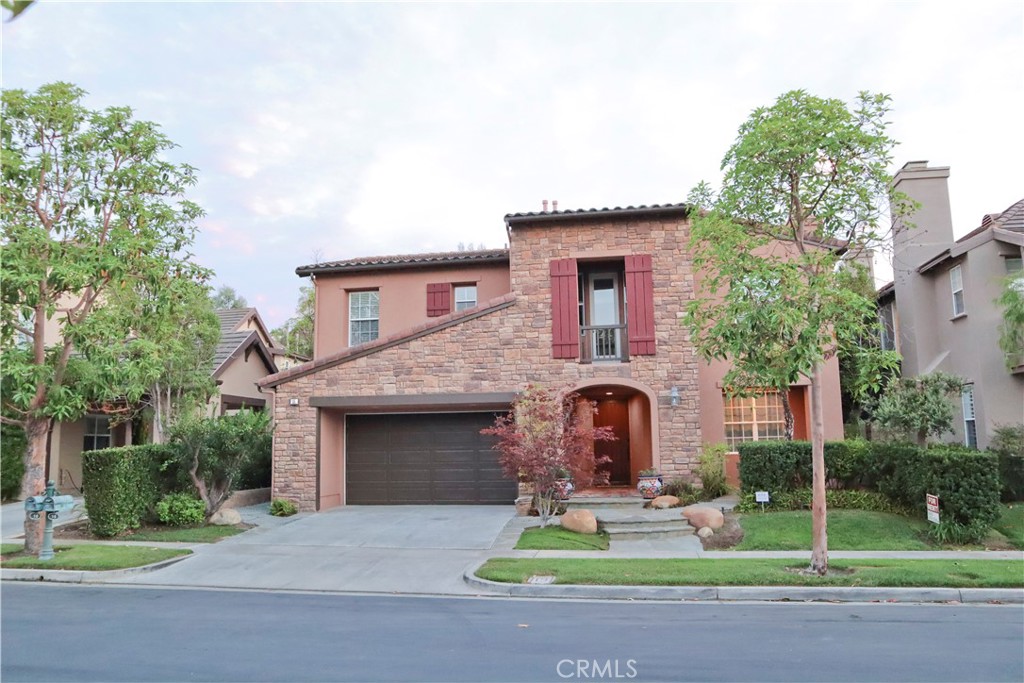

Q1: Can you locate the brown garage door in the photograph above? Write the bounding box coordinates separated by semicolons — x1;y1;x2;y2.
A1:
345;413;516;505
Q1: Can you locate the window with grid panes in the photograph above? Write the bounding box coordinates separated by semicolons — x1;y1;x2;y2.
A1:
722;392;786;448
348;290;379;346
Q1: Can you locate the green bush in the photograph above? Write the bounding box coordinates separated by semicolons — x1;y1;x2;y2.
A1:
737;441;810;492
155;493;206;526
269;498;297;517
659;478;702;506
989;424;1024;502
1;424;26;501
926;519;991;545
735;488;907;514
697;443;731;498
82;445;176;537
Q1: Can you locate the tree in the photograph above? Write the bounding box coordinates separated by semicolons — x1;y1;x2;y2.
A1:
210;285;247;309
169;409;272;519
482;385;614;527
872;372;966;446
271;285;314;359
997;273;1024;370
1;82;207;553
684;90;915;574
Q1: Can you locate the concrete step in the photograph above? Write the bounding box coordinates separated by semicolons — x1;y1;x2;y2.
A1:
604;524;695;540
601;517;691;532
565;496;647;508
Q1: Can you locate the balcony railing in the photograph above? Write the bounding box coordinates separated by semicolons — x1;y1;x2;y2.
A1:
579;324;629;363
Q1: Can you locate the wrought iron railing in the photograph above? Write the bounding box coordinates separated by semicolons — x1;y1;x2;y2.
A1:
579;324;628;363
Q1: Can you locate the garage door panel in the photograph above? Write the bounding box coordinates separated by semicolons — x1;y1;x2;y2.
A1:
345;412;515;505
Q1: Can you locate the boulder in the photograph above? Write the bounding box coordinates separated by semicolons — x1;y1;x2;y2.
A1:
560;509;598;535
649;495;681;509
209;508;242;526
697;526;714;539
681;505;724;530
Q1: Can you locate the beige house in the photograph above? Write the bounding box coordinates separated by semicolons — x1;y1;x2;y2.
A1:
880;161;1024;449
259;203;844;511
46;307;283;493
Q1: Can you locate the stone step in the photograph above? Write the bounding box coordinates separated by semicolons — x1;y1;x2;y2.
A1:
565;496;647;508
604;524;695;540
600;517;692;532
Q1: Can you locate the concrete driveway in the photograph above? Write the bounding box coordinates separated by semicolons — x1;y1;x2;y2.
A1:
112;504;521;595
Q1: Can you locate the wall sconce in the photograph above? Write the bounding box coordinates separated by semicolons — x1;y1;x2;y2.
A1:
288;398;300;407
670;386;680;407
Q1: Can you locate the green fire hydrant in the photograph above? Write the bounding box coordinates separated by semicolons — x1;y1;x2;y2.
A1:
24;481;75;561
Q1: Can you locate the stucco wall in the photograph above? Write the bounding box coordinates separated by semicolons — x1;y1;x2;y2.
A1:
216;345;274;412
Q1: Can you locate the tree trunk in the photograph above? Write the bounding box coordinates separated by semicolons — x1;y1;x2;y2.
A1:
781;389;795;440
916;429;927;448
809;363;828;575
21;416;52;555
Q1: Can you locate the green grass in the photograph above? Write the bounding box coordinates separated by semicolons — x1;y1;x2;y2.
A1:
1;545;190;571
118;525;246;543
734;510;934;551
477;557;1024;588
1;543;23;555
994;504;1024;550
516;526;609;551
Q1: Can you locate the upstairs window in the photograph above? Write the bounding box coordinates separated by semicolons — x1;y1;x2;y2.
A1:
83;415;111;452
950;264;965;317
349;290;379;346
961;384;977;449
1005;256;1022;274
879;302;897;352
723;392;785;448
454;285;477;311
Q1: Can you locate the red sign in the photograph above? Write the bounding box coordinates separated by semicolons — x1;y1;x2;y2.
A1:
926;493;940;524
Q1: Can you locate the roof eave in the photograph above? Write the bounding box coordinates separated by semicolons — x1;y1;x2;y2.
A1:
295;253;510;277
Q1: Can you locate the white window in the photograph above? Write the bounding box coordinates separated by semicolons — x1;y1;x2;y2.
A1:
950;264;965;316
961;384;977;449
454;285;477;311
348;290;379;346
722;392;786;448
83;415;111;452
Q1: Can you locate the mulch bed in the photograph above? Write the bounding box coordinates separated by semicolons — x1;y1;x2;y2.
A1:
698;512;745;550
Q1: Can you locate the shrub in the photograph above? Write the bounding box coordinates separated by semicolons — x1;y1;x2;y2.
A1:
82;445;176;537
660;478;702;506
737;441;810;492
1;424;26;501
735;488;907;514
269;498;297;517
155;493;206;526
697;443;731;498
926;519;991;545
989;424;1024;502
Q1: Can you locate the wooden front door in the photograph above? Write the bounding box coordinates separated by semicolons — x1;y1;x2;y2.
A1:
594;399;630;485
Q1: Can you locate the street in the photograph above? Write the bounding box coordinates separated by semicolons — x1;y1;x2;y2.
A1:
2;583;1022;682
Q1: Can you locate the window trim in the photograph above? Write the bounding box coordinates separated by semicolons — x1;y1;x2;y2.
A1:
83;414;111;452
961;384;977;449
949;264;965;317
453;284;477;311
722;391;786;449
348;289;380;347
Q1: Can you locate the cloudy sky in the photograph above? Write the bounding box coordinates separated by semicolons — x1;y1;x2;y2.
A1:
3;1;1021;328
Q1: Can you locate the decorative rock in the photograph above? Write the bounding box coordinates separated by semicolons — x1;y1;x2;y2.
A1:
209;508;242;526
697;526;714;539
649;495;681;509
560;509;598;535
681;505;724;530
514;496;533;517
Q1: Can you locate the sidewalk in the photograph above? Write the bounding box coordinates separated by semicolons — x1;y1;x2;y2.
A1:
1;496;87;540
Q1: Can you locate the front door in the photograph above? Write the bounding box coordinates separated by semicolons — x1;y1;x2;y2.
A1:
594;399;630;485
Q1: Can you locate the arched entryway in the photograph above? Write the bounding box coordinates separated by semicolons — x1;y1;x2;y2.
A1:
575;381;657;487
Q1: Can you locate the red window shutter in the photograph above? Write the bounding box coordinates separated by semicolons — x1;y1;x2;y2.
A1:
426;283;451;317
550;259;580;359
625;254;656;356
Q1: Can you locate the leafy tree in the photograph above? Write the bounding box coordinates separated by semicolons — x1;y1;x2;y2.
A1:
872;372;966;446
482;385;614;527
168;409;272;519
684;90;915;574
997;273;1024;370
1;0;34;21
1;82;207;552
271;285;314;359
210;285;248;310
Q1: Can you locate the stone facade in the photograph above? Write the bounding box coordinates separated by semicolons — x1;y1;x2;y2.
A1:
265;210;707;510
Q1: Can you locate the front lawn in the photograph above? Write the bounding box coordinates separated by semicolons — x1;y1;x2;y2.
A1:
119;525;246;543
733;510;932;551
994;504;1024;550
516;526;609;551
1;544;190;571
477;557;1024;588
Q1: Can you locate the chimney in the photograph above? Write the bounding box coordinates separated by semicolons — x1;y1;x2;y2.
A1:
542;199;549;212
891;160;953;265
552;199;558;212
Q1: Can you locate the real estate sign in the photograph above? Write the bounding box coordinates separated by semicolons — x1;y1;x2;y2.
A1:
926;494;940;524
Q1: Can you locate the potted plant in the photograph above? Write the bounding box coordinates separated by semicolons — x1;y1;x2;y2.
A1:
552;468;575;501
637;468;663;499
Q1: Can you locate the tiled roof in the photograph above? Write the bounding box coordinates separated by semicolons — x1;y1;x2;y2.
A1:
504;202;690;223
212;330;255;370
956;198;1024;243
296;249;509;276
212;308;277;377
215;307;255;333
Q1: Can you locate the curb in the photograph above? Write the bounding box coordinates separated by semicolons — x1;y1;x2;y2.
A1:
463;560;1024;604
1;553;192;584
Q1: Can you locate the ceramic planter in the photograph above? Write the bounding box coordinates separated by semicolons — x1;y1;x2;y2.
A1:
637;474;663;499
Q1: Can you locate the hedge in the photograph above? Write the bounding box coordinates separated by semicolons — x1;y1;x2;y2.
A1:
736;439;873;493
82;444;177;537
1;424;26;501
735;488;909;514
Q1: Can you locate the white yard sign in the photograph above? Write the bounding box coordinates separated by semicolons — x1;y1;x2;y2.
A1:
926;493;940;524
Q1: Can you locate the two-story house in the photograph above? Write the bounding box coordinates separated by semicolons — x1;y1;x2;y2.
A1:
879;161;1023;449
258;203;844;511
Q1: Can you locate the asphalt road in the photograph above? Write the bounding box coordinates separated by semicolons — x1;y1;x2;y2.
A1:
2;584;1022;683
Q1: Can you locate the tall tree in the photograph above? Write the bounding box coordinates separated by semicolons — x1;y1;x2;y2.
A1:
1;82;207;552
872;372;965;446
271;285;314;359
210;285;247;310
684;90;915;574
997;273;1024;370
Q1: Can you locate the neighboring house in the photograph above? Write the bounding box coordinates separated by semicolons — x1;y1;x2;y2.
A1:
258;203;844;511
45;307;283;493
881;160;1024;449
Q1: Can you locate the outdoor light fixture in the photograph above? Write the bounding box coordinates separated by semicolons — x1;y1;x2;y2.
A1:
289;398;300;407
670;386;680;407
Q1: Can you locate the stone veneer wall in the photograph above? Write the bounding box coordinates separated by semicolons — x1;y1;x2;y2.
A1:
270;215;703;510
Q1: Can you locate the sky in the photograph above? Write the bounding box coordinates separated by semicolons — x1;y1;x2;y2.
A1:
3;1;1022;330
